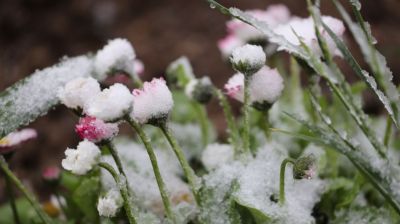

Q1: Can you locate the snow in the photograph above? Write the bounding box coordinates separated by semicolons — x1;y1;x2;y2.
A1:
97;189;122;217
58;77;101;109
201;143;234;171
61;140;101;175
230;44;266;74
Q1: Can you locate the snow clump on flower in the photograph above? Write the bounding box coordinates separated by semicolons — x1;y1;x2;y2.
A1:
230;44;266;75
85;83;133;121
94;38;136;80
61;140;101;175
97;189;123;217
58;77;101;109
131;78;174;124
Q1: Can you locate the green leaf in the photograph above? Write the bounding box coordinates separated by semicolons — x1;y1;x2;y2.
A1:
0;198;39;224
0;56;94;138
72;176;101;223
233;197;271;224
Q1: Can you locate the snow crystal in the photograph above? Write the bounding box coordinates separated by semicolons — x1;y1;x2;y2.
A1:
85;83;133;121
94;38;136;80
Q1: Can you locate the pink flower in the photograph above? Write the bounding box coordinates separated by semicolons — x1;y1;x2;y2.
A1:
42;166;61;181
134;59;145;76
0;129;37;154
224;73;245;102
131;77;174;124
217;35;244;58
75;116;119;143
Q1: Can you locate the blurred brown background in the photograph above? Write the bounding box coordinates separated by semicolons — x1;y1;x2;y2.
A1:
0;0;400;201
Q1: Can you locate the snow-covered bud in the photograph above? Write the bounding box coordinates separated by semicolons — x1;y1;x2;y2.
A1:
185;77;214;104
224;66;284;110
131;77;174;125
85;83;133;122
166;56;195;88
94;38;136;80
217;35;244;59
201;144;234;171
273;16;345;57
133;59;145;76
75;116;119;143
293;154;316;180
0;129;37;154
97;189;123;217
58;77;101;110
250;66;284;111
61;140;101;175
230;44;266;75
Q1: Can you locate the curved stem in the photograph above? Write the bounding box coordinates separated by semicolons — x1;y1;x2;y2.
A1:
126;118;177;223
159;123;200;204
0;156;53;224
242;75;251;154
279;158;295;205
98;162;137;224
105;142;127;178
4;174;21;224
192;102;209;147
214;88;241;156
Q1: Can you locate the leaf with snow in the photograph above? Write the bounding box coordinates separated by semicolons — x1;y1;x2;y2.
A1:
0;56;94;138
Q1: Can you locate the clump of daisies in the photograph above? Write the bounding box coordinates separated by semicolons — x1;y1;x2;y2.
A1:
2;1;398;224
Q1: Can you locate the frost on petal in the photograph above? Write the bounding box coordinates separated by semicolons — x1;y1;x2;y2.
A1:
224;73;244;102
0;128;37;154
75;116;119;142
94;38;136;80
61;140;101;175
58;77;101;109
131;78;174;124
85;83;133;121
230;44;266;74
201;143;234;171
273;16;345;57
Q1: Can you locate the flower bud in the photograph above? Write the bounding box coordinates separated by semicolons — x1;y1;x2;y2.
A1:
75;116;119;143
58;77;101;110
166;56;195;88
230;44;266;75
185;77;214;104
42;166;61;183
97;189;123;217
293;154;316;180
61;140;101;175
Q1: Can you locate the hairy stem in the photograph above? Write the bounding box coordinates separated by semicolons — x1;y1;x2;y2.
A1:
192;102;210;147
98;162;137;224
159;123;200;204
126;118;177;223
4;174;21;224
0;156;53;224
279;158;295;205
242;75;251;154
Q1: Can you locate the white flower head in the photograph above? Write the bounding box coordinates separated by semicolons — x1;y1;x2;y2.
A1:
85;83;133;121
249;66;284;110
224;66;284;110
94;38;136;80
58;77;101;109
131;77;174;124
201;143;234;171
61;140;101;175
97;189;122;217
273;16;345;56
230;44;266;75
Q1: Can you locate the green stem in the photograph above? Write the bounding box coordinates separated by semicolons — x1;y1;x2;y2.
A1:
384;116;392;148
126;118;176;223
4;174;21;224
279;158;295;205
159;123;200;204
0;156;53;224
259;112;270;140
192;102;209;147
105;142;127;178
214;88;241;156
242;75;251;154
98;162;137;224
